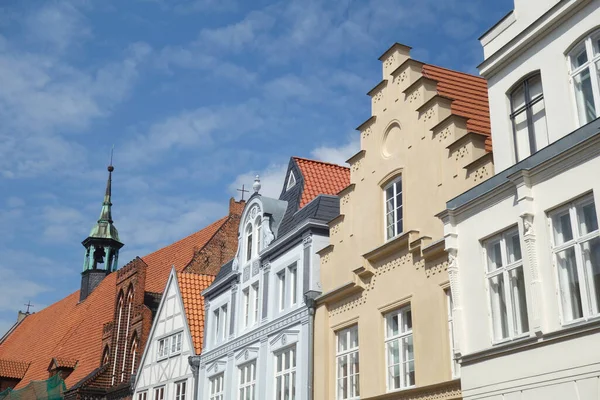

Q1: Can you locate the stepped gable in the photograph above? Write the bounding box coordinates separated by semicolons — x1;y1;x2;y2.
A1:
293;157;351;207
422;64;492;151
0;273;117;389
177;272;215;354
142;216;229;293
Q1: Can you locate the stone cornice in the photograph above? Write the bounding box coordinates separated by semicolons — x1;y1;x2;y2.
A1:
362;379;461;400
197;307;309;366
362;230;420;263
315;281;364;306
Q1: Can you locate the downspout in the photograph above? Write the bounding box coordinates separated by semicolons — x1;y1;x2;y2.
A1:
189;356;200;400
304;292;320;400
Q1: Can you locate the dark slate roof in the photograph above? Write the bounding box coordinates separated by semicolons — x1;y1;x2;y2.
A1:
447;118;600;210
277;195;340;237
212;259;234;286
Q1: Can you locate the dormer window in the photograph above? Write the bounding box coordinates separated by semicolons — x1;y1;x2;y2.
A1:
286;172;296;190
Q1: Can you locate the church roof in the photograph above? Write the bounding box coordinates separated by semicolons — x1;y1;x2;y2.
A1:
142;216;229;293
292;157;350;208
0;212;234;390
177;272;215;354
422;64;492;151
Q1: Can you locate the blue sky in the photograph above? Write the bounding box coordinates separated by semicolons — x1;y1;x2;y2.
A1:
0;0;512;335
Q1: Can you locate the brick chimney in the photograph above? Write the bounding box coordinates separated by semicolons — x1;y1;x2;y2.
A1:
229;198;246;216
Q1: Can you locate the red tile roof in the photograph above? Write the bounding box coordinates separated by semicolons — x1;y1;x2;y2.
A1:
177;273;215;354
0;359;29;379
0;213;233;390
0;273;117;389
293;157;351;208
142;216;229;293
422;64;492;152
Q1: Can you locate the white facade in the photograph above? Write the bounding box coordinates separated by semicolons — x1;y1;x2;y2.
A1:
194;181;334;400
440;0;600;399
134;270;194;400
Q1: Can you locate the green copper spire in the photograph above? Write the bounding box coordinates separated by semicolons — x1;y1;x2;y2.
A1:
88;164;120;242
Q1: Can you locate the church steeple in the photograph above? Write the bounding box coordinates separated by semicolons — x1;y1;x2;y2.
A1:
80;162;124;301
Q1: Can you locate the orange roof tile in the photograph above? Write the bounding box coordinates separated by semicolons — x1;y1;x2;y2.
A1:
293;157;351;208
422;64;492;152
0;273;117;389
0;359;30;379
177;272;215;354
52;358;78;369
142;216;229;293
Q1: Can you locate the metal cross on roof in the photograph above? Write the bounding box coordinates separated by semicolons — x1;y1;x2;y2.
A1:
237;184;249;200
24;301;34;313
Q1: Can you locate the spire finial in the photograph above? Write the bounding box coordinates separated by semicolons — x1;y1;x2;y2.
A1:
108;145;114;173
253;175;261;193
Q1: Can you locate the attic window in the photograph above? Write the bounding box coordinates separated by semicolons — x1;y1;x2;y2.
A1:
286;172;296;190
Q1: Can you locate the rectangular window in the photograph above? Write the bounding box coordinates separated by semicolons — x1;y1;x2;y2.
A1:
176;332;182;352
158;338;166;358
445;289;459;378
246;230;253;262
278;271;287;311
239;362;256;400
289;264;298;306
275;346;296;400
137;391;148;400
175;381;186;400
385;306;414;391
485;228;529;341
569;33;600;126
171;334;177;353
384;178;403;240
550;196;600;323
209;374;224;400
336;325;359;400
214;305;228;343
153;386;164;400
252;283;260;324
243;288;250;328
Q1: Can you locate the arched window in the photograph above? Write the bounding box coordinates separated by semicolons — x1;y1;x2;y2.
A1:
130;334;138;375
568;29;600;126
245;223;253;262
255;216;262;254
102;346;110;365
509;73;548;161
111;292;124;385
120;287;134;382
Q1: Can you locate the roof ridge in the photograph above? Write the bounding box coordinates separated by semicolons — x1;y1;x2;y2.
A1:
292;156;350;170
143;215;229;260
423;63;486;82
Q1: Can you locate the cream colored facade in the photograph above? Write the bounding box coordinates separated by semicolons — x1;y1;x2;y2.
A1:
313;44;493;400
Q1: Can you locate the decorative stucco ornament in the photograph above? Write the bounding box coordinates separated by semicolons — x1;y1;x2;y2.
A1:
253;175;261;193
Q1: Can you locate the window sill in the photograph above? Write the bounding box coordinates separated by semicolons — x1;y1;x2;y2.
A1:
491;332;530;346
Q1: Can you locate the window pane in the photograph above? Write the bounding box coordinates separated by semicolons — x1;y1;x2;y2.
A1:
507;231;522;263
577;201;599;236
571;45;588;70
349;327;358;349
385;187;394;213
511;84;530;160
553;210;574;245
386;314;399;338
350;351;359;375
387;339;400;367
530;92;548;151
489;274;509;340
509;266;529;334
574;68;597;125
557;247;584;321
338;330;348;352
582;237;600;315
487;240;503;272
403;309;412;332
276;377;282;400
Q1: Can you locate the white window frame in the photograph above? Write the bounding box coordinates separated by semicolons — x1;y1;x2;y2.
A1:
483;228;529;343
243;288;251;328
286;172;296;190
336;325;360;400
246;223;253;262
568;30;600;126
252;283;260;324
214;304;228;344
153;386;165;400
175;380;187;400
158;332;183;359
384;177;403;241
549;195;600;324
137;391;148;400
157;338;167;359
238;361;256;400
255;216;262;255
209;373;224;400
278;270;287;311
384;306;414;392
445;289;459;378
289;264;298;306
274;346;297;400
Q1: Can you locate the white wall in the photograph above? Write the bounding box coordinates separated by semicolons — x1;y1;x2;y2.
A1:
483;1;600;171
134;273;194;400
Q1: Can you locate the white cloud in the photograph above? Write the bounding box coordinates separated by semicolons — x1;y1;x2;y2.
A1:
7;196;25;208
229;163;288;199
310;134;360;166
0;266;51;312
